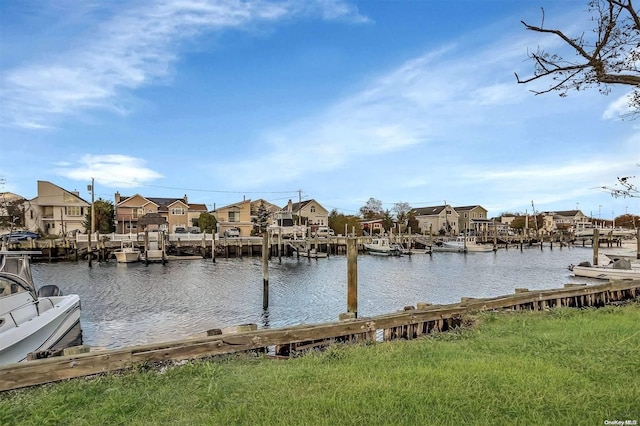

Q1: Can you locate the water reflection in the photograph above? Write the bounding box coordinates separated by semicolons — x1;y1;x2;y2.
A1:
31;246;600;348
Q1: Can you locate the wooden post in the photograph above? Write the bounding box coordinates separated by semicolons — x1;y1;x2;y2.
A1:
88;232;92;268
262;231;269;310
493;226;497;250
278;230;282;262
212;232;216;263
636;227;640;260
593;228;599;266
144;230;149;266
429;224;433;248
347;237;358;317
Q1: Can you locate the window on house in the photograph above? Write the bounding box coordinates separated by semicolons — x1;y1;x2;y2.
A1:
311;206;316;213
229;211;240;222
67;206;81;216
171;208;185;215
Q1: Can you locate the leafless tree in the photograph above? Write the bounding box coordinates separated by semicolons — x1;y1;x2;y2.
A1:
515;1;640;117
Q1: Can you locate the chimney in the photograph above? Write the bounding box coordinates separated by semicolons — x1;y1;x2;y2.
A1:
183;194;188;204
115;191;121;203
287;199;293;212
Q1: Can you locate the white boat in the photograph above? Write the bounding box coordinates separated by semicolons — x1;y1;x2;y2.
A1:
0;251;82;365
113;240;140;263
364;238;402;256
569;258;640;280
441;236;495;253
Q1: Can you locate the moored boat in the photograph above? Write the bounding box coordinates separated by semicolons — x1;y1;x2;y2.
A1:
569;258;640;280
0;251;82;364
113;240;141;263
364;238;402;256
443;236;495;252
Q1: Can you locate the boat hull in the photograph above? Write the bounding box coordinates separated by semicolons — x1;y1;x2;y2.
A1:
114;251;140;263
570;265;640;280
0;295;82;364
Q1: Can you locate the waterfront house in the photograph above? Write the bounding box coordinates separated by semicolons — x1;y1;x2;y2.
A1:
24;181;90;237
114;192;207;234
543;210;590;234
114;193;158;234
455;205;490;236
284;199;329;233
411;205;460;236
360;219;385;235
214;199;281;237
214;199;253;237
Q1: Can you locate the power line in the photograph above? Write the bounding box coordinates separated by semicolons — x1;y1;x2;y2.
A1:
106;181;299;195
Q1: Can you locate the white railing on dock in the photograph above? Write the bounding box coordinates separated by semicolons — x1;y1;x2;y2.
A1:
76;232;216;243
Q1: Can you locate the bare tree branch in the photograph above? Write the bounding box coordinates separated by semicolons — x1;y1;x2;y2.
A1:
516;0;640;116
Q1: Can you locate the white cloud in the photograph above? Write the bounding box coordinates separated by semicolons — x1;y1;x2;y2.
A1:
602;92;635;120
56;154;163;187
215;33;553;187
1;0;368;129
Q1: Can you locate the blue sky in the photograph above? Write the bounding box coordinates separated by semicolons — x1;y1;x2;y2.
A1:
1;0;638;220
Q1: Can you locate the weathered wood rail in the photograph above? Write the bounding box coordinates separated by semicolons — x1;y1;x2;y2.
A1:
1;280;638;392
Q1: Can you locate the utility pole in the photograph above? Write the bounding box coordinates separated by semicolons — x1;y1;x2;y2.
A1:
297;189;302;226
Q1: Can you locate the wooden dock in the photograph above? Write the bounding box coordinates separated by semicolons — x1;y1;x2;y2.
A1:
1;279;638;392
3;231;634;261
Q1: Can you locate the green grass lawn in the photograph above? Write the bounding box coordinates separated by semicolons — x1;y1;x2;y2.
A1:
2;302;639;425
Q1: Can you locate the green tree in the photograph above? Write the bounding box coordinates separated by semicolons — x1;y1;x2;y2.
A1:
328;210;363;236
516;0;640;116
198;212;217;233
406;210;421;234
0;196;25;230
252;201;271;234
83;199;115;234
382;210;394;232
510;216;526;230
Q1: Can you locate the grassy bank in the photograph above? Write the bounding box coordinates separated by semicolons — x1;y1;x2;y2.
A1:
2;303;639;425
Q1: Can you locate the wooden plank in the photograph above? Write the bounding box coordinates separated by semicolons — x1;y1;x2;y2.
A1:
0;350;132;391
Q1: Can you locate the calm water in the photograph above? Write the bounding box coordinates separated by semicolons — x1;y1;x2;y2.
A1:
31;246;601;348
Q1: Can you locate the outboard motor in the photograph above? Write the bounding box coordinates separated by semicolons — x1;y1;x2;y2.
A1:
37;285;63;297
611;259;632;270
